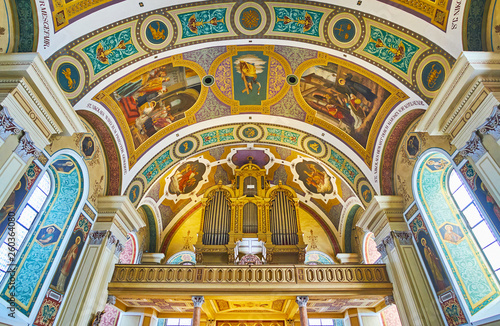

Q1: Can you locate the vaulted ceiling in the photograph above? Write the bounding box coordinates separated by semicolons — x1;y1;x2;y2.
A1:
3;0;498;252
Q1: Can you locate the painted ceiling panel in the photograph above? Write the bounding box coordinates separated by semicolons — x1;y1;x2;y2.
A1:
6;0;496;246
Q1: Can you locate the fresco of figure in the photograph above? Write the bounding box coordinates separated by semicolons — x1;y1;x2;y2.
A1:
55;236;81;292
338;73;377;102
234;54;266;96
421;237;447;292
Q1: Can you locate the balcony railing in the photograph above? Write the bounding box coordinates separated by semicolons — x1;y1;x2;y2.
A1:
110;264;390;287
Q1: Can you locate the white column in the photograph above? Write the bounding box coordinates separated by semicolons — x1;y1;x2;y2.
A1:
55;196;145;326
357;196;444;326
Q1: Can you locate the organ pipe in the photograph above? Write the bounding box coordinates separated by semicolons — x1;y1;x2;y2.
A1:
202;190;231;245
269;190;298;245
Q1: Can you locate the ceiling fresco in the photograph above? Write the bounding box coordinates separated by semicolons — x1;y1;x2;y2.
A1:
114;296;386;317
45;1;455;104
4;0;499;264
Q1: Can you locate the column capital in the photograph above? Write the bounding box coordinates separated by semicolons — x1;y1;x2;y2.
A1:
14;133;41;162
106;295;116;306
385;295;396;306
95;196;146;243
478;105;500;140
0;107;22;140
192;296;204;308
296;296;308;307
356;196;407;243
377;231;413;259
459;132;487;163
141;253;165;264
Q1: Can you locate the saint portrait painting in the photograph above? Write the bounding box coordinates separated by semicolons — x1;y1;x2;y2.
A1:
36;226;61;247
50;231;86;294
416;231;451;294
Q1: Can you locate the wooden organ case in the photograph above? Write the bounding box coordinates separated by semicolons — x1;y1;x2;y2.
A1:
195;160;306;264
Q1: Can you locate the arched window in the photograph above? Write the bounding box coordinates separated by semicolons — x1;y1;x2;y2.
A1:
448;169;500;280
0;169;52;280
414;152;500;318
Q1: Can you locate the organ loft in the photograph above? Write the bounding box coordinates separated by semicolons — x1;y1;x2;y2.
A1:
195;158;307;265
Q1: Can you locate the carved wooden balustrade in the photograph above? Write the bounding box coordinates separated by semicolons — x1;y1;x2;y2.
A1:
108;264;393;297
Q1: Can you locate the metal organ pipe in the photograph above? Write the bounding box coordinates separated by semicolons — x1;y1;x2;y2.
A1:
202;190;230;245
269;190;299;245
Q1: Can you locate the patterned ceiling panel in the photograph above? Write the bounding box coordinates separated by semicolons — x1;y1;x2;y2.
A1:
46;0;454;106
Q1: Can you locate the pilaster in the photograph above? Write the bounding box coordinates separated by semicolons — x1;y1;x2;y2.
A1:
415;52;500;206
357;196;444;326
458;106;500;205
55;196;145;326
0;107;40;208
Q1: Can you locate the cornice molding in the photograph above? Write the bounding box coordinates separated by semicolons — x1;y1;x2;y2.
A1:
96;196;146;243
357;196;406;241
0;53;86;138
417;52;500;139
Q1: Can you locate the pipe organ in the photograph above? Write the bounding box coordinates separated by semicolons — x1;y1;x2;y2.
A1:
195;159;306;264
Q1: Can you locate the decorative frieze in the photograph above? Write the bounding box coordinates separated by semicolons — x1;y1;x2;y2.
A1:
459;132;486;162
110;265;391;285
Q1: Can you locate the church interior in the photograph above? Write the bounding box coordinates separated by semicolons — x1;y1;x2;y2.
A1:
0;0;500;325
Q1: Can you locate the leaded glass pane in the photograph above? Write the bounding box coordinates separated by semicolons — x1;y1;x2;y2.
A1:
483;242;500;270
27;187;48;212
462;203;483;228
472;221;496;248
449;170;462;194
38;172;51;195
14;223;28;250
18;205;37;229
0;242;15;272
453;185;472;210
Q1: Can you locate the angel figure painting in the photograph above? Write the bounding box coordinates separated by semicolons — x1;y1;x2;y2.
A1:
112;63;201;148
169;161;206;195
300;62;390;148
233;52;268;105
296;161;333;194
